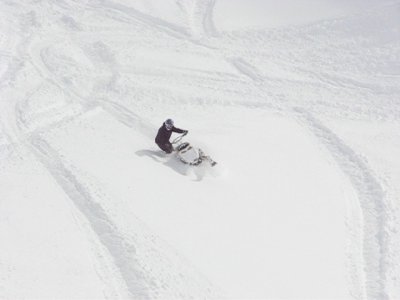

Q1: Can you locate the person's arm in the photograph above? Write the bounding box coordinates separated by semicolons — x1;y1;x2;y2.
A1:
172;127;188;134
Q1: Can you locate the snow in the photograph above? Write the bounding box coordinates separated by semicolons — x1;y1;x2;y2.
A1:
214;0;396;31
1;0;399;299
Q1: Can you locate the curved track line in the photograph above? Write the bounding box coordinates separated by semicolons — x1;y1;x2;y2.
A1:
201;0;218;37
97;99;155;138
29;135;152;299
294;108;389;300
191;0;219;37
227;57;263;82
88;0;190;39
28;34;158;140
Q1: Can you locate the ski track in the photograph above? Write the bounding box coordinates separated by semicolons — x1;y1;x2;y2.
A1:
96;100;155;138
201;0;218;37
214;26;393;297
220;35;393;298
191;0;219;38
1;0;399;298
28;135;152;299
2;3;153;298
28;34;156;139
7;4;220;297
293;108;390;300
227;57;264;83
87;0;191;39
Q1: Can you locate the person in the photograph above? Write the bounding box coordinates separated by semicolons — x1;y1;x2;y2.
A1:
155;119;188;153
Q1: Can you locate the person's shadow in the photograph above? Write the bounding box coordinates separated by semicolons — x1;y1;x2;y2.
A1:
135;149;205;181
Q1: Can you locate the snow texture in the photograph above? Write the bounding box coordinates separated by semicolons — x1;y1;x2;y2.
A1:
1;0;399;299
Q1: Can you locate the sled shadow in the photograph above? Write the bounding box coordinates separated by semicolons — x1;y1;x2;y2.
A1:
135;149;165;163
136;149;203;179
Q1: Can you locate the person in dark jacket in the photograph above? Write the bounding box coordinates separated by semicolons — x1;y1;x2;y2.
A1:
155;119;188;153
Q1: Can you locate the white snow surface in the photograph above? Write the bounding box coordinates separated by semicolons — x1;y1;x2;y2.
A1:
1;0;399;299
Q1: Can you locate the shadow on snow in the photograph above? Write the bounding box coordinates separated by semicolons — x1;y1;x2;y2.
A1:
135;149;207;182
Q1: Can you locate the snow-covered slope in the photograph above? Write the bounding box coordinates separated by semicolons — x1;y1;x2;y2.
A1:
1;0;399;299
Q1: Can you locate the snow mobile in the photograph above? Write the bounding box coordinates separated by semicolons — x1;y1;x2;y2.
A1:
172;133;217;167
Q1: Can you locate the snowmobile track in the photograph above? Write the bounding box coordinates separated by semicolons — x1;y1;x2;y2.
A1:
294;108;390;300
28;135;152;299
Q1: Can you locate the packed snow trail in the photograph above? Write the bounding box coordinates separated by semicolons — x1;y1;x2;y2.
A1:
29;135;151;299
1;0;400;299
294;108;389;299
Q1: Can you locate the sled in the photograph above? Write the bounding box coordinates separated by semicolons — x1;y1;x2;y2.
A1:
172;133;217;167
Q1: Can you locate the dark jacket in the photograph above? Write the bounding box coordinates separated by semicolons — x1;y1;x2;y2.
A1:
155;124;185;145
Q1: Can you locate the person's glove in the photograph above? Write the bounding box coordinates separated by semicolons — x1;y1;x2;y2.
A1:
183;130;188;136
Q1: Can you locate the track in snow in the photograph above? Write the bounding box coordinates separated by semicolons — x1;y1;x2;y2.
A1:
1;0;399;298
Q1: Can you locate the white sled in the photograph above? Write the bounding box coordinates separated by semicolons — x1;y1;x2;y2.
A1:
172;133;217;167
